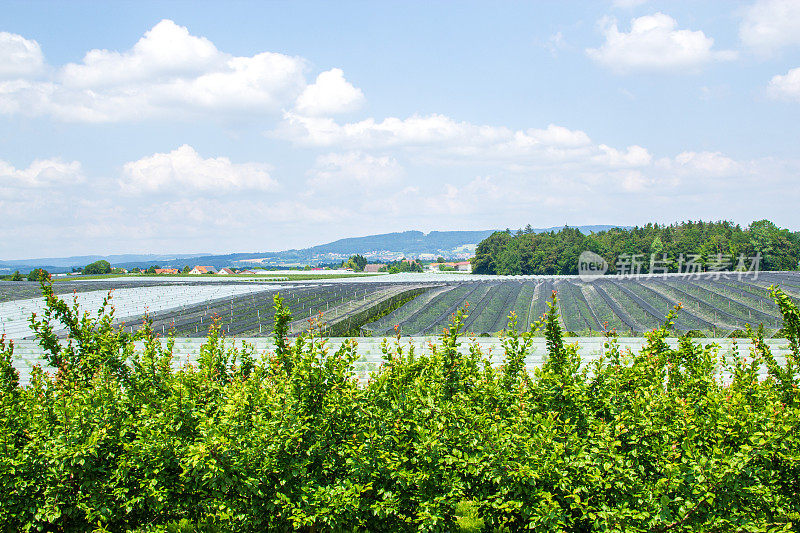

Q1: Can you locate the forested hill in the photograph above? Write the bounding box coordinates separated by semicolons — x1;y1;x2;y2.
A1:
298;226;624;256
472;220;800;275
304;230;495;255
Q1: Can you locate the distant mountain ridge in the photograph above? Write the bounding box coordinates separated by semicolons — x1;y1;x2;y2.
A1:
0;225;625;273
0;253;206;268
302;230;496;255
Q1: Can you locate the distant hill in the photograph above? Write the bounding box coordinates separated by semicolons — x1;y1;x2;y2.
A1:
0;225;625;273
303;230;496;256
0;253;206;269
288;226;624;257
0;253;207;274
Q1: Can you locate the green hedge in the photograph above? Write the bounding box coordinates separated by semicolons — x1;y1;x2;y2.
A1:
0;281;798;532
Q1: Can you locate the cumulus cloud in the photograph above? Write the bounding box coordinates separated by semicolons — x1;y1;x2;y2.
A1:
593;144;652;167
278;112;598;160
0;20;364;122
278;109;781;219
0;32;44;79
0;157;83;188
295;68;365;115
280;112;502;149
587;13;737;73
278;112;657;172
767;67;800;100
120;144;276;194
61;20;222;87
307;151;401;191
656;151;744;179
739;0;800;55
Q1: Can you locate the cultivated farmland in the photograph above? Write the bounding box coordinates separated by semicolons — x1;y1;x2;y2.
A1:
1;271;798;341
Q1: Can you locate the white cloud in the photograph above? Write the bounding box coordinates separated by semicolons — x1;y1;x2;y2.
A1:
120;144;276;194
60;20;222;87
0;157;83;188
0;32;44;79
274;111;799;234
280;112;507;149
424;183;464;215
587;13;737;73
278;112;657;172
357;185;420;216
295;68;365;115
656;151;743;178
278;108;788;222
307;151;401;191
279;112;596;160
423;176;507;215
740;0;800;55
767;67;800;100
593;144;652;167
0;20;365;123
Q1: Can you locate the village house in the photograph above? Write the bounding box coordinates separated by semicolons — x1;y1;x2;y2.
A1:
189;265;217;275
217;268;235;275
426;260;473;272
452;261;472;272
154;268;179;275
363;264;385;273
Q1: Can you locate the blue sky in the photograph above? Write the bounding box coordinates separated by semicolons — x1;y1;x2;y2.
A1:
1;0;799;259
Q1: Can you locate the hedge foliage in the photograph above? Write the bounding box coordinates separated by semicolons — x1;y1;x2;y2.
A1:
1;280;799;532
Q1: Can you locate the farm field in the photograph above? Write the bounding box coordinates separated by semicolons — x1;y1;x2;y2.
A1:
363;272;798;337
1;271;799;341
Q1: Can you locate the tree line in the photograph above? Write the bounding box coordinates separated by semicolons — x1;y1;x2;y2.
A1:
339;255;424;273
472;219;800;275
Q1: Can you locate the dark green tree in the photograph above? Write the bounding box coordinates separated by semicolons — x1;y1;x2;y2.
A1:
472;231;512;274
83;260;111;275
473;220;800;276
344;254;367;271
26;268;50;282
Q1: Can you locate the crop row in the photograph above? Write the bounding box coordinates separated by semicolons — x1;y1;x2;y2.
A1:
121;283;396;337
5;272;800;341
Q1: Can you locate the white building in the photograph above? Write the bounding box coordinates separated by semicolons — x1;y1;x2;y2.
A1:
189;265;217;275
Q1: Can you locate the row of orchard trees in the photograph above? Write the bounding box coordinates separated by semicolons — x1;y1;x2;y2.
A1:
0;279;798;531
473;219;800;275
